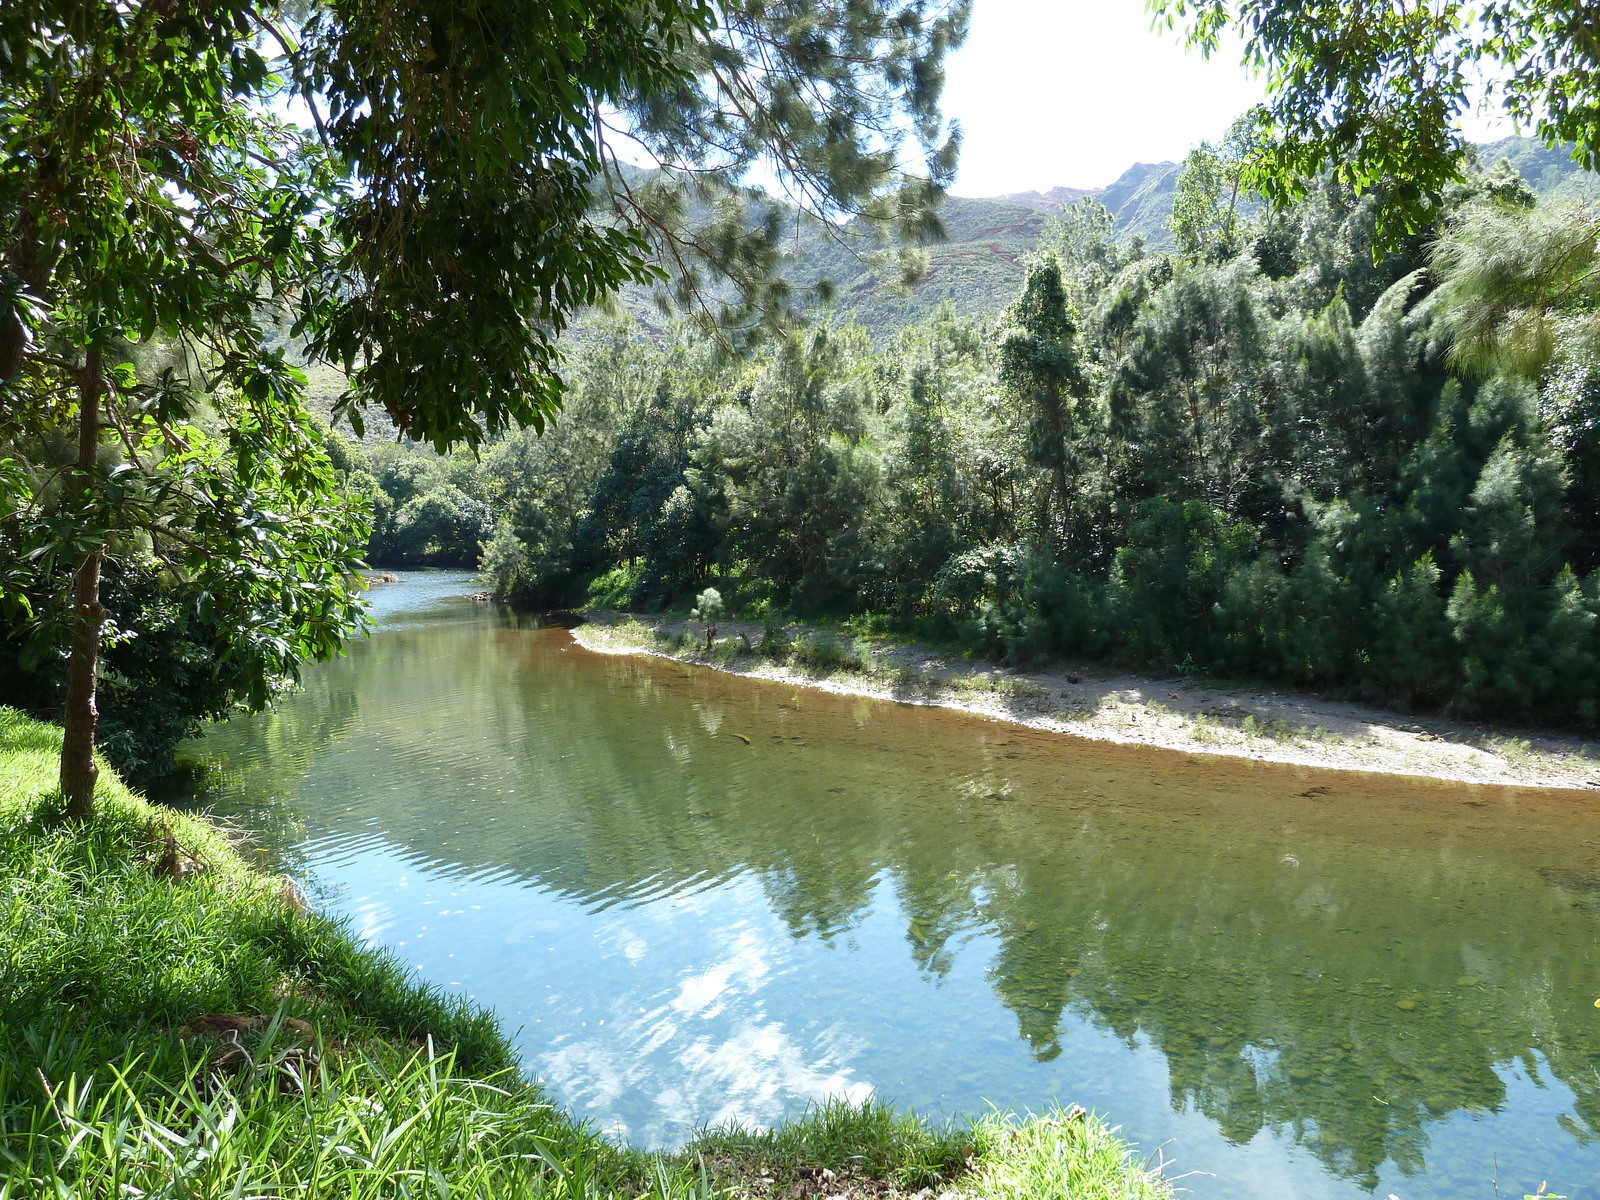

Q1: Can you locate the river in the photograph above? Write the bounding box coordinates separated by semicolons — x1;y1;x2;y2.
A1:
180;571;1600;1200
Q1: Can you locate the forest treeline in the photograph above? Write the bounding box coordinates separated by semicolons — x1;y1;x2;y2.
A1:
342;159;1600;730
11;156;1597;772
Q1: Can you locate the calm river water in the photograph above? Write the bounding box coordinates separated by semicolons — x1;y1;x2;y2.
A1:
182;571;1600;1200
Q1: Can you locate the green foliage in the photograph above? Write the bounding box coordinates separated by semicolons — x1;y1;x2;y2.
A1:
688;586;723;648
0;1044;627;1200
482;167;1600;731
1;4;358;810
1170;143;1241;261
586;562;647;610
1000;258;1092;548
791;631;867;673
1430;201;1600;378
481;518;533;599
673;136;1592;338
0;710;644;1194
286;0;969;447
0;561;283;781
1150;0;1600;246
1036;200;1145;309
0;710;507;1070
387;486;493;567
1107;499;1260;668
0;392;370;777
294;0;691;446
688;1096;969;1190
0;0;971;811
687;1100;1177;1200
1367;554;1458;708
689;587;724;625
964;1108;1174;1200
759;612;795;659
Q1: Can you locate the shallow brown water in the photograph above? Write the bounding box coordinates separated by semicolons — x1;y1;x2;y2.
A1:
186;572;1600;1200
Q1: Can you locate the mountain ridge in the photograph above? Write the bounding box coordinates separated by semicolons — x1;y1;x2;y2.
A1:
300;136;1600;420
812;136;1597;336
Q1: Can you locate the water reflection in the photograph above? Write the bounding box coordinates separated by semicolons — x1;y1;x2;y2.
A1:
183;573;1600;1199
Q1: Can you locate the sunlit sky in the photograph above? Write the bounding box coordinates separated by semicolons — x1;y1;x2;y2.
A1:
943;0;1517;198
272;0;1525;202
942;0;1261;195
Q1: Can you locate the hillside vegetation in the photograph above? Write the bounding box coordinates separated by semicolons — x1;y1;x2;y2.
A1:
9;140;1599;781
415;159;1600;734
789;135;1596;334
287;136;1599;421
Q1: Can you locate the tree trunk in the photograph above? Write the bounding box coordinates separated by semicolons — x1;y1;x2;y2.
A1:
59;348;104;821
0;202;58;382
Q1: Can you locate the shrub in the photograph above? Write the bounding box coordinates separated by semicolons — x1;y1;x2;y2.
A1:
792;631;865;671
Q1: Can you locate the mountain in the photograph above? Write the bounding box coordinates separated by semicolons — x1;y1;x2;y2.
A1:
802;136;1597;336
1475;136;1600;203
784;195;1053;337
298;135;1600;419
1090;160;1183;245
760;159;1196;337
995;185;1098;211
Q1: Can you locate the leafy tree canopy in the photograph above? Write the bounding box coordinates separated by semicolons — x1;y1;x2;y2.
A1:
463;158;1600;735
0;0;967;814
1148;0;1600;241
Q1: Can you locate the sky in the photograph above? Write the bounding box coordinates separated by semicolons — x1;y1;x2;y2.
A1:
941;0;1264;197
941;0;1517;198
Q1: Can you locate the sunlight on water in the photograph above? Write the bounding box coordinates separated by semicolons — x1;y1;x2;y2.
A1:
182;571;1600;1200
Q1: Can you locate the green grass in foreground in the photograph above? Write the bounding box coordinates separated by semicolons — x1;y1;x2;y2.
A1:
0;706;1173;1198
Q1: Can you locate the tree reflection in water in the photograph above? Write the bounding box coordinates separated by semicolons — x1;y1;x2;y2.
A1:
187;581;1600;1197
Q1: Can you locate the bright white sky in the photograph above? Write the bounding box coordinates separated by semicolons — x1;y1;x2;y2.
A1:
942;0;1263;196
274;0;1521;202
942;0;1517;197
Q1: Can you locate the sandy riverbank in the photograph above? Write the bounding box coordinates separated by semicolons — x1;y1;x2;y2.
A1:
571;611;1600;791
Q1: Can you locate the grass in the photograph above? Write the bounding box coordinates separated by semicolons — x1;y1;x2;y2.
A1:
1480;735;1536;767
790;631;867;673
964;1110;1175;1200
1206;708;1348;747
686;1098;968;1195
589;614;1071;712
0;708;636;1198
3;1043;629;1200
0;707;1173;1199
684;1102;1174;1200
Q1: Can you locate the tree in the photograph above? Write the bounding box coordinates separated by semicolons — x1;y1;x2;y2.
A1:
1;3;373;816
467;165;1600;727
999;258;1091;547
689;586;724;650
1036;198;1140;310
0;0;967;819
1170;143;1239;261
1430;201;1600;378
1149;0;1600;242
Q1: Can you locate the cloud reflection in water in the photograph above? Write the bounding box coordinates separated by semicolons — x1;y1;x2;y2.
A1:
540;917;869;1144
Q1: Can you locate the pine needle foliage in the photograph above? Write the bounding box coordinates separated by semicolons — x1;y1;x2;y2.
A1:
1430;201;1600;379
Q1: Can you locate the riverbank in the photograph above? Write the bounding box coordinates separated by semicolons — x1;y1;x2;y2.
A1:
573;611;1600;790
0;707;1174;1199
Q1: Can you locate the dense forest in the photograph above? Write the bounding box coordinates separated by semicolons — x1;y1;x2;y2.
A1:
13;5;1600;1200
339;154;1600;732
8;145;1600;777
